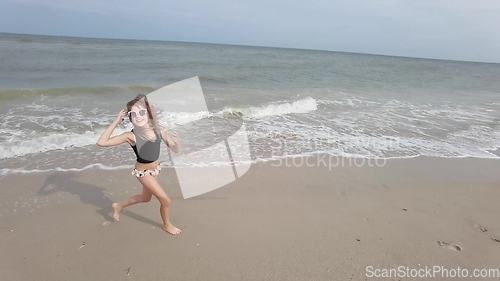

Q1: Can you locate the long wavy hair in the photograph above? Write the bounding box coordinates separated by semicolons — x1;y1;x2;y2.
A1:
126;94;163;136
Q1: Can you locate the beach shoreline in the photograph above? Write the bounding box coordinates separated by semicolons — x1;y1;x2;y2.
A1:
1;155;499;280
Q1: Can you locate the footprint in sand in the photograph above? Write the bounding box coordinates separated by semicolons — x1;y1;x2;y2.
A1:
464;219;488;234
102;221;111;226
465;220;500;246
436;241;462;252
473;223;488;233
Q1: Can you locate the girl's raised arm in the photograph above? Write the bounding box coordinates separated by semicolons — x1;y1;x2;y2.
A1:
97;109;132;147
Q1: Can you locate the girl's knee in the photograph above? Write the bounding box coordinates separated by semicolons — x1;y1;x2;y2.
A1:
141;195;152;203
159;196;171;206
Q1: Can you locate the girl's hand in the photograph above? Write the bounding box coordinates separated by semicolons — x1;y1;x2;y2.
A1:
115;109;127;125
162;130;181;153
170;131;181;153
171;132;179;145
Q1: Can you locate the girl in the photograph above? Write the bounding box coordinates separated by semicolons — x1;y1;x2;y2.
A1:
97;94;181;235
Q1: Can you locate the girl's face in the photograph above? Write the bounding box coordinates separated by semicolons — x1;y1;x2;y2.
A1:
129;104;149;127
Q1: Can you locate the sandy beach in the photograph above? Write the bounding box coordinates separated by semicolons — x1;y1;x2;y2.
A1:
1;155;499;280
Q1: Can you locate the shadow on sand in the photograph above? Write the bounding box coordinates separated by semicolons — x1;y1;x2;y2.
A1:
37;172;162;228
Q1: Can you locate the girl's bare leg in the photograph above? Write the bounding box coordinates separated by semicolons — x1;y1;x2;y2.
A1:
112;186;153;221
137;175;181;235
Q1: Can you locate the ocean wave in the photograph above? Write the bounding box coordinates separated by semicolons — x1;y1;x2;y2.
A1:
220;97;318;119
158;97;319;126
0;127;130;159
0;97;317;159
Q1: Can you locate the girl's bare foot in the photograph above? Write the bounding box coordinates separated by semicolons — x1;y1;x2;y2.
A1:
162;224;182;235
112;203;121;221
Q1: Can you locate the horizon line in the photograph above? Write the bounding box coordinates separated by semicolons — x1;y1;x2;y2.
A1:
1;31;498;65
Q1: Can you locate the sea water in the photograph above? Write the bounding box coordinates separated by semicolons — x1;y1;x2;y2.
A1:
1;33;499;176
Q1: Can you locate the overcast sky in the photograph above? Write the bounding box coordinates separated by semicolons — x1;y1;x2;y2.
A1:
1;0;499;63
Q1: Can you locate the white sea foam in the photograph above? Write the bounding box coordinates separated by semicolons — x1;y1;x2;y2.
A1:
0;163;132;176
158;97;318;126
0;127;131;159
1;90;498;167
0;97;319;160
221;97;318;119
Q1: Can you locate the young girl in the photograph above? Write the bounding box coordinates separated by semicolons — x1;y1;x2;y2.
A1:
97;94;181;235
